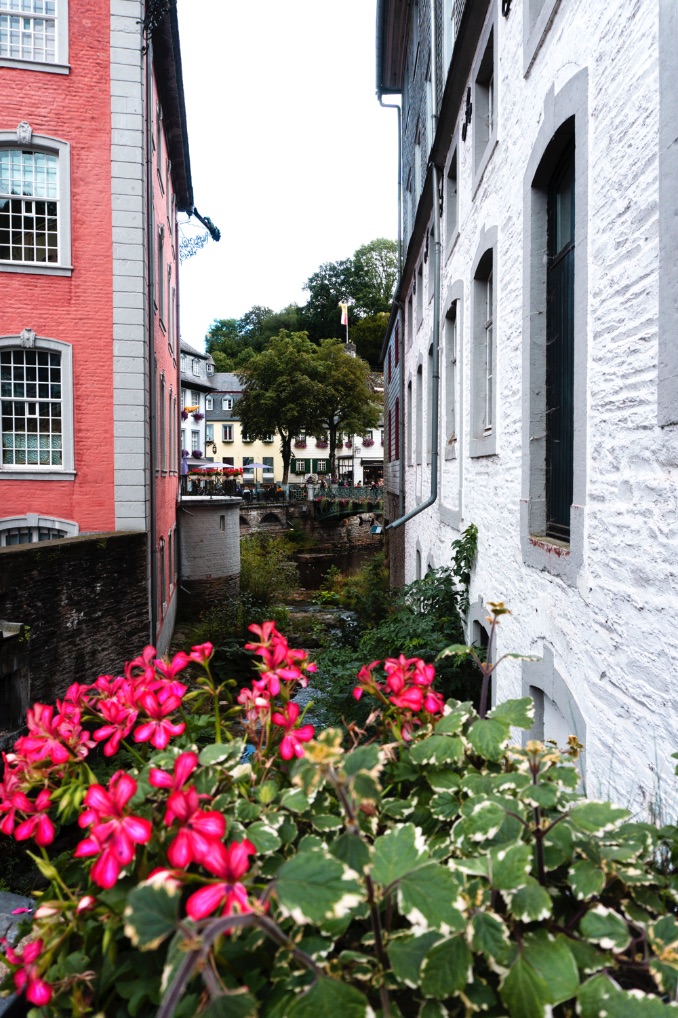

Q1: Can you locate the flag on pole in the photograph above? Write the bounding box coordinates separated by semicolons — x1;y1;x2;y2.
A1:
339;302;349;326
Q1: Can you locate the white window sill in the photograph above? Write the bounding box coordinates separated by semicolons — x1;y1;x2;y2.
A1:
0;469;76;481
0;57;69;74
0;261;73;276
469;431;497;458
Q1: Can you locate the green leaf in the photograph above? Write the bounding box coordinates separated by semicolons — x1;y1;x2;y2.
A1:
543;820;574;869
426;770;461;792
418;1003;448;1018
569;801;630;835
202;992;258;1017
490;842;532;890
277;848;362;925
123;879;180;951
559;933;610;976
523;930;579;1004
255;780;278;804
579;905;631;952
280;788;311;812
434;704;473;735
199;741;245;766
343;744;381;776
398;863;466;933
467;718;509;762
520;783;559;809
578;974;674;1017
410;735;464;766
490;698;534;729
330;833;371;874
372;823;428;887
311;814;344;831
471;911;510;963
421;935;472;998
500;955;551;1018
505;877;553;922
234;799;261;822
246;821;282;855
382;798;416;818
286;977;373;1017
569;859;605;900
460;799;505;842
388;932;441;988
429;791;460;821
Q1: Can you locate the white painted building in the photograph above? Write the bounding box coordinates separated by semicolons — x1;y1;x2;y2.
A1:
378;0;678;811
179;340;215;469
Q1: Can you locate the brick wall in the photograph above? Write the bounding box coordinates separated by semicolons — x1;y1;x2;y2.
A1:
0;532;149;715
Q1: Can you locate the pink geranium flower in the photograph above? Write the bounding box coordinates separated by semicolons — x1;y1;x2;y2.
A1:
185;839;256;920
389;686;425;711
13;789;55;846
14;703;91;766
2;938;53;1006
133;690;185;750
0;762;33;837
91;699;138;757
74;772;152;888
189;642;214;665
163;786;226;868
148;751;198;795
271;703;314;760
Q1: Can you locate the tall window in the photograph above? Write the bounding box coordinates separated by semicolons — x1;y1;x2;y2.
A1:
191;358;199;375
159;538;166;609
159;372;166;472
262;456;274;479
394;397;400;460
416;365;423;465
545;144;575;540
0;0;56;63
157;228;164;321
484;270;494;433
191;430;199;452
0;149;57;263
470;241;497;457
474;29;495;174
1;347;62;465
445;302;457;444
222;424;233;442
446;148;458;244
205;423;214;443
427;344;433;462
206;395;213;410
221;396;232;411
407;380;413;464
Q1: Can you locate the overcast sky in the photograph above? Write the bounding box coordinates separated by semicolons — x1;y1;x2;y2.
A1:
176;0;398;350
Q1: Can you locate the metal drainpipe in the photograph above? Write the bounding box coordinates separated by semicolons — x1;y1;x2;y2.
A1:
145;35;158;644
387;0;441;532
377;94;406;516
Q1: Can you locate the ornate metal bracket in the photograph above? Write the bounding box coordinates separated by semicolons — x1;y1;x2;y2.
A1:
141;0;177;43
461;87;472;142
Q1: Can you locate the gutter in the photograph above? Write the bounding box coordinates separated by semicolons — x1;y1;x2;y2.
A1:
145;37;158;645
386;0;441;532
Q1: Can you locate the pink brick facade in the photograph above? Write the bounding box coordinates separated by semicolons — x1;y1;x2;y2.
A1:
0;0;193;653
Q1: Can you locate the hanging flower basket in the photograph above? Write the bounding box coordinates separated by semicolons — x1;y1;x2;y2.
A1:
363;438;375;447
315;441;328;449
294;441;307;449
192;412;205;422
181;449;189;457
344;441;352;449
181;410;189;421
193;450;203;459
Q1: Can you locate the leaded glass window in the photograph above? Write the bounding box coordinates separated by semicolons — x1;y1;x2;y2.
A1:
0;0;56;63
1;349;62;465
0;149;58;262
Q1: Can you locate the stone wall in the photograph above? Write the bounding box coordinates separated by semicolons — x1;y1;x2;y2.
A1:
179;497;241;619
0;532;149;731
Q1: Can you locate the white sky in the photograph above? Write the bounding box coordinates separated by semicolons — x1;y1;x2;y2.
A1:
176;0;398;351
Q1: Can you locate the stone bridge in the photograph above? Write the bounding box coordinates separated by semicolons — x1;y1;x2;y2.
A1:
238;500;382;546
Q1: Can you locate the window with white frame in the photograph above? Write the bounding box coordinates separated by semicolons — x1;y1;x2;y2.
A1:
205;423;214;443
0;0;68;70
242;456;253;475
157;228;164;320
470;242;497;457
221;396;232;411
190;390;199;405
206;395;213;410
222;423;233;442
0;136;72;272
316;459;327;473
294;459;306;474
191;430;199;452
206;362;213;375
159;372;166;472
263;433;273;442
446;147;458;245
262;456;274;478
445;301;458;446
180;353;186;372
159;537;166;609
191;358;200;375
416;263;423;324
1;335;74;475
416;365;423;465
474;29;495;176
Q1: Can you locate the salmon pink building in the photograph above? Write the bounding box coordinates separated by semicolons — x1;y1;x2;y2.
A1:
0;0;201;653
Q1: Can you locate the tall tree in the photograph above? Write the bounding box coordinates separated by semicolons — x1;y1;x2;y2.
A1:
351;238;398;317
309;340;381;477
300;258;354;342
236;332;324;484
351;312;391;366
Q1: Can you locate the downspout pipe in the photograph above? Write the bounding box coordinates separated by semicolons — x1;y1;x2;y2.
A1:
377;94;402;279
145;36;158;644
387;0;441;532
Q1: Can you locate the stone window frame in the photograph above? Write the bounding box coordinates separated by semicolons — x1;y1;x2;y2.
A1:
440;279;464;531
444;134;460;261
658;0;678;427
471;10;498;197
522;644;586;782
0;332;74;479
523;0;563;77
0;512;78;544
0;130;71;275
469;225;498;458
520;69;588;586
0;0;69;74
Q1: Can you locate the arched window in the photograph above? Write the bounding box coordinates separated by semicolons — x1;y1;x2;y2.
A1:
0;513;77;545
0;332;74;477
0;130;71;273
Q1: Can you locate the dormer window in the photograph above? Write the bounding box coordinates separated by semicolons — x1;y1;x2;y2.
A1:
206;363;214;375
191;358;200;375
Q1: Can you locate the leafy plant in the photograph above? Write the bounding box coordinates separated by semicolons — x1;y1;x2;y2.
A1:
1;610;677;1017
